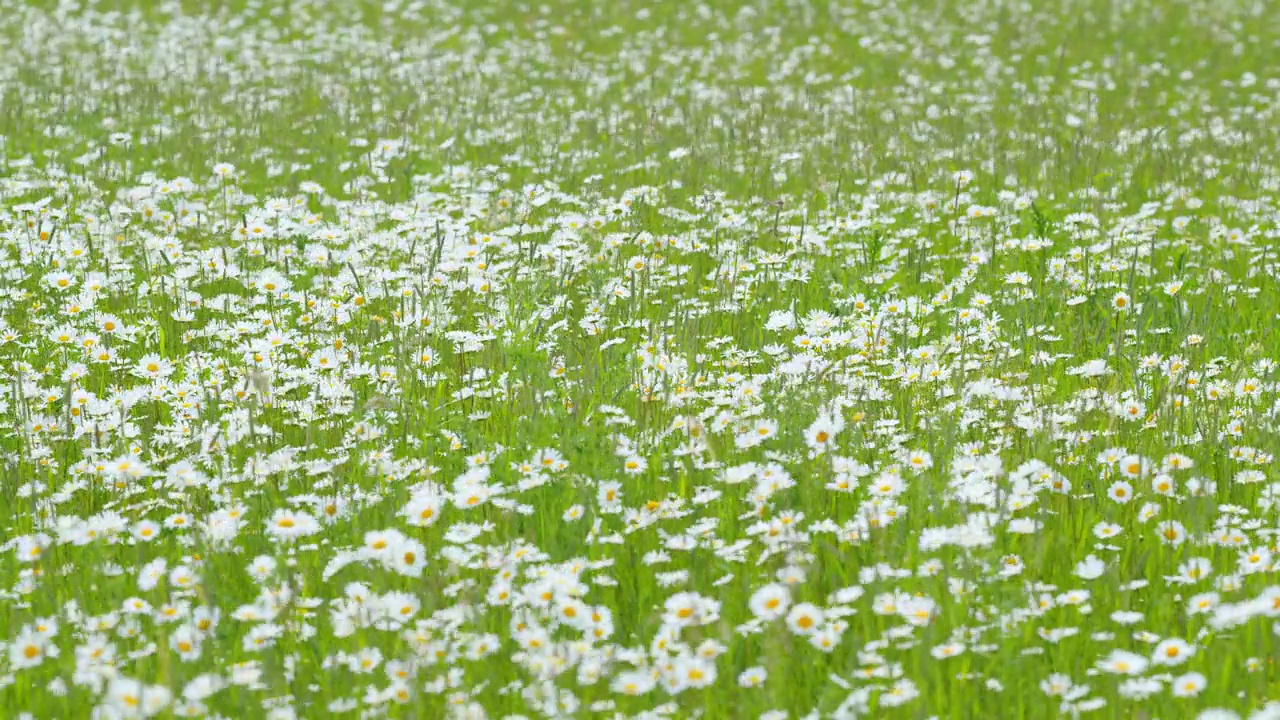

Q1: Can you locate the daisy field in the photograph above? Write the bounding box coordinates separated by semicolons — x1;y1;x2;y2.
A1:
2;0;1280;718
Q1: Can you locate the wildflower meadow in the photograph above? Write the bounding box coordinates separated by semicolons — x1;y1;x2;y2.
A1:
2;0;1280;717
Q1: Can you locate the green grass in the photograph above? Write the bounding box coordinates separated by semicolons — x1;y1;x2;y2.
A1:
1;0;1279;717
